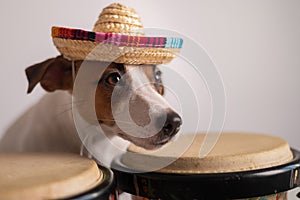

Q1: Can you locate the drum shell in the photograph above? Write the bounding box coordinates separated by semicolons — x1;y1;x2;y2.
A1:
112;149;300;200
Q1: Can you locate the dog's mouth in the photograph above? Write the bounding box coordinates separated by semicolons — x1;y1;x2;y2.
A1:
153;126;180;145
174;126;181;135
117;130;178;150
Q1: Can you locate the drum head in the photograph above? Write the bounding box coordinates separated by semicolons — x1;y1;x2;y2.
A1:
123;133;293;173
111;133;300;199
0;153;113;199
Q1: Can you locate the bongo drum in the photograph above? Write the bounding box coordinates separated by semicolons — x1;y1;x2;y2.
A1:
112;133;300;200
0;153;116;200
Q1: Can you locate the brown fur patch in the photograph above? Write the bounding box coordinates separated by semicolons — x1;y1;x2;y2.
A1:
25;57;163;127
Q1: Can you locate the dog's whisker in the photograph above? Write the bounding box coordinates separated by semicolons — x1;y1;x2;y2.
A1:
115;121;133;125
59;99;88;107
55;107;73;117
98;119;133;125
55;102;88;117
57;100;88;112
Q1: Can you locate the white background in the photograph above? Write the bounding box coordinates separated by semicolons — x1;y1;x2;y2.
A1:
0;0;299;198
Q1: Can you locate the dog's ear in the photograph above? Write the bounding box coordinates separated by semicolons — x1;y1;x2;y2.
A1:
25;55;74;93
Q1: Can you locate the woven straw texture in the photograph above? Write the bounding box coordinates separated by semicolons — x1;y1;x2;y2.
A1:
52;3;182;64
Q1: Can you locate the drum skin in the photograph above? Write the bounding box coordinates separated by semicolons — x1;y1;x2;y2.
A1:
0;153;116;200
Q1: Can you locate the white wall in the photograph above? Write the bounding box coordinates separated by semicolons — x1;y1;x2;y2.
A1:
0;0;299;198
1;0;299;146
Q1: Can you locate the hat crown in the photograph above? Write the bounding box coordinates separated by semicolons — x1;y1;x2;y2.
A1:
92;3;143;33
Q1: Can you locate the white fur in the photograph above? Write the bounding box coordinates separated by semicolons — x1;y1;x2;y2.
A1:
0;91;82;152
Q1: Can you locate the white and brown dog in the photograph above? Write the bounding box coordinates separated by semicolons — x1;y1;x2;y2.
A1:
0;56;182;155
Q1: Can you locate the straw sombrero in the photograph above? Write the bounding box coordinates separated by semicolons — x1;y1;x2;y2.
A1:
52;3;183;64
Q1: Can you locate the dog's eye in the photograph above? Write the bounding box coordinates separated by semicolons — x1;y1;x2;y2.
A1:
155;70;162;80
106;72;121;86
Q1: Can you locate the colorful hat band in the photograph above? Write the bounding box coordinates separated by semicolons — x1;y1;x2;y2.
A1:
52;26;183;49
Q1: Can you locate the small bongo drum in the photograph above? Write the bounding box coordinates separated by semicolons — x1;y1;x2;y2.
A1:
112;133;300;200
0;153;116;200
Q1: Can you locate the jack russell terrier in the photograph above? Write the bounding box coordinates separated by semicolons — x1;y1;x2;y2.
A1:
0;55;182;154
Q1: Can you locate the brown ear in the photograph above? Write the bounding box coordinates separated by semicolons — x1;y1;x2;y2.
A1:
25;55;74;93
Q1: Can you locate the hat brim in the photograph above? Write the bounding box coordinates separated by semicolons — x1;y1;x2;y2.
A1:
52;26;183;64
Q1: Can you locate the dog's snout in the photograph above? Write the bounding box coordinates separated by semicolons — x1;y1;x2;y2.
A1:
162;111;182;137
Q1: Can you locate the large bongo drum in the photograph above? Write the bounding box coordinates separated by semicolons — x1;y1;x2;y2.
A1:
112;133;300;200
0;153;116;200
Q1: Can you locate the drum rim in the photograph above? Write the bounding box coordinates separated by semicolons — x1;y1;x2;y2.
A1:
66;165;115;200
111;148;300;199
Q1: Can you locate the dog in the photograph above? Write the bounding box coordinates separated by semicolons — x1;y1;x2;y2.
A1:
0;55;182;155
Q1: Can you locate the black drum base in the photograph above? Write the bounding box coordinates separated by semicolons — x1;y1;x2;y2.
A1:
112;149;300;200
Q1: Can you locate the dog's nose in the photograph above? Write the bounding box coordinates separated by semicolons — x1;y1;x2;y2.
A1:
162;111;182;137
